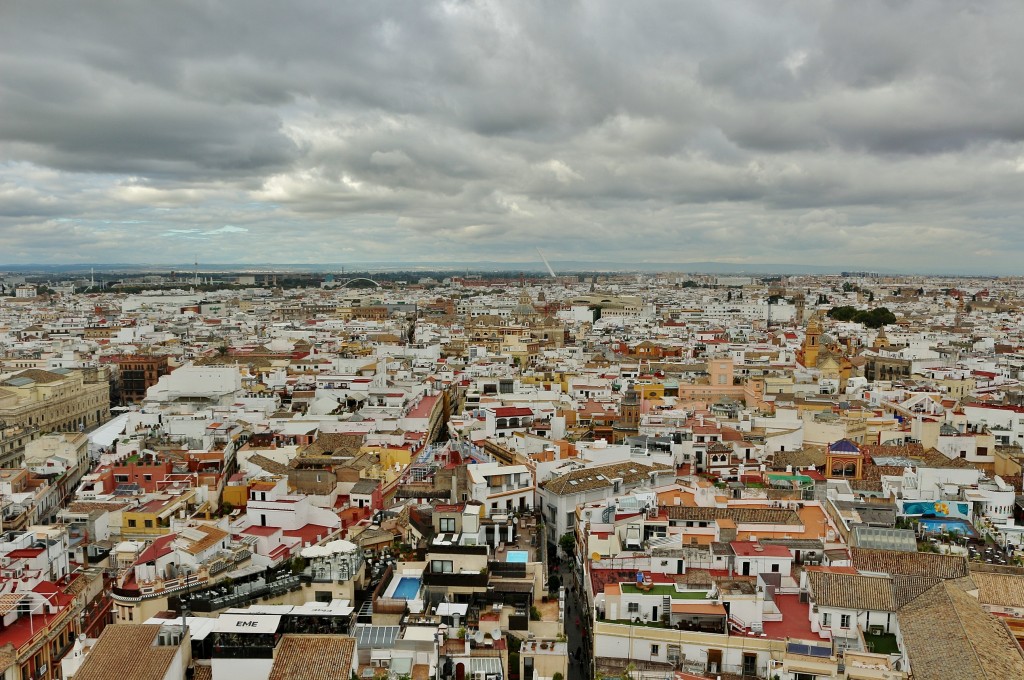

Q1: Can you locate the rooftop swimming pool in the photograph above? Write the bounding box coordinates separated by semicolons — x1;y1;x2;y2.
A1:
918;517;978;537
506;551;529;563
392;576;421;600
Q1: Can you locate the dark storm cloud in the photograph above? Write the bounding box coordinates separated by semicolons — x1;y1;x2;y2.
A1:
1;0;1023;269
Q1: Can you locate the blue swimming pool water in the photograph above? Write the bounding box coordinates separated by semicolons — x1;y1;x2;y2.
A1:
919;518;976;536
393;576;421;600
506;551;529;563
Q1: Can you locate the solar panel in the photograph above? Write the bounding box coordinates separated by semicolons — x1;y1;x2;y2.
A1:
809;646;832;658
787;643;810;656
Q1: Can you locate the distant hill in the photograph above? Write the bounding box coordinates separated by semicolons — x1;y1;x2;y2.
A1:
0;260;998;276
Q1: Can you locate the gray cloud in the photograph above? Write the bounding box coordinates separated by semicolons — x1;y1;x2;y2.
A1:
1;1;1023;271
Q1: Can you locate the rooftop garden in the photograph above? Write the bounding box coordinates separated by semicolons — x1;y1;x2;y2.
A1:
609;618;669;628
619;584;709;598
863;632;900;655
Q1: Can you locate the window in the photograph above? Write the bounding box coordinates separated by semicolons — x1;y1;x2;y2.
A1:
144;519;153;528
627;602;639;614
840;614;851;629
439;518;456;533
650;644;659;656
127;519;137;528
431;560;453;574
822;613;831;627
770;564;780;573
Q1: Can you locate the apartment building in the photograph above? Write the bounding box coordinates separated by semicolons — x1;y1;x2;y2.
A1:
0;367;110;433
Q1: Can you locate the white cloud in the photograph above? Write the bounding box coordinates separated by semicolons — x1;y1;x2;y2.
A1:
1;1;1023;271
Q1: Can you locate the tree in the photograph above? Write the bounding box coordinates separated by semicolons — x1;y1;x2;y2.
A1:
827;305;858;322
860;307;896;328
559;532;576;558
827;305;896;328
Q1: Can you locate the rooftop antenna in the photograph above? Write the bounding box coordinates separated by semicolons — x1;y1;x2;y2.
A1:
536;247;557;279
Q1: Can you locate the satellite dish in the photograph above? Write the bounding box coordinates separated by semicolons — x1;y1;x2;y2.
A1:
491;627;502;640
474;630;485;643
591;552;601;561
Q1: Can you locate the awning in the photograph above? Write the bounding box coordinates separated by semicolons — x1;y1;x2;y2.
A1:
492;581;534;593
213;613;281;634
227;563;268;579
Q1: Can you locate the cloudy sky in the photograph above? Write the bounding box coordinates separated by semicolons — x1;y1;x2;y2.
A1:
1;1;1023;271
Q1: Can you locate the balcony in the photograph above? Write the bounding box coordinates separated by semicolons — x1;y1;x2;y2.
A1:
488;482;533;494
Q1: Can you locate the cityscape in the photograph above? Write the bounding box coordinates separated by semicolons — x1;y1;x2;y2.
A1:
1;268;1024;680
4;2;1024;680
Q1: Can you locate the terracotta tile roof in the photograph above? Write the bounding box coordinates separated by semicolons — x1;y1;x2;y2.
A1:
851;548;969;579
3;368;66;385
73;624;178;680
673;569;713;586
771;448;825;469
246;453;292;475
898;580;1024;680
540;461;672;495
663;506;802;525
0;593;25;615
918;447;977;469
970;571;1024;609
807;571;939;611
301;433;364;457
181;525;229;556
268;634;356;680
861;443;926;459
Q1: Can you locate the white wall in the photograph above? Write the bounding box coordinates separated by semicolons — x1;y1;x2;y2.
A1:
212;657;273;680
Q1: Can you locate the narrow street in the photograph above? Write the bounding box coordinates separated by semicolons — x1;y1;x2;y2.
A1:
561;556;591;680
